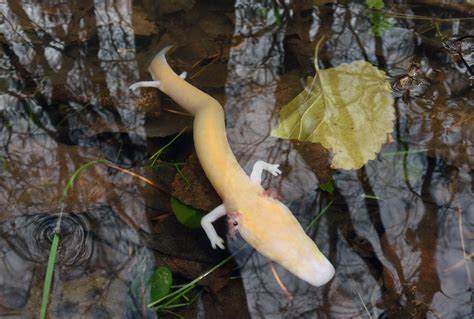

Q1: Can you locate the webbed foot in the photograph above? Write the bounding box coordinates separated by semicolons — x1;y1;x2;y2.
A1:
250;161;282;184
209;235;225;250
266;163;281;176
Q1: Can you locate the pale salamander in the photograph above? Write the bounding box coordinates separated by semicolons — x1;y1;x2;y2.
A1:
130;47;335;286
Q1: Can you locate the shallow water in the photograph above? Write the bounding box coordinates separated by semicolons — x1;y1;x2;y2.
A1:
0;1;473;318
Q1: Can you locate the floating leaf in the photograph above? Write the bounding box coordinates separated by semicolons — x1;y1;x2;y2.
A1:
170;197;205;229
272;39;394;170
172;152;221;211
149;266;173;302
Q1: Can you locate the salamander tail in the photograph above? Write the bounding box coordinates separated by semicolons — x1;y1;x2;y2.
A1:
144;46;220;115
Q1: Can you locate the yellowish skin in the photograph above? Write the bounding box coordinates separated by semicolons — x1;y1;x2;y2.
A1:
130;47;335;287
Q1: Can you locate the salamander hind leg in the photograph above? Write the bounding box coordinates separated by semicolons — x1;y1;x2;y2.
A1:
129;72;187;91
129;80;162;91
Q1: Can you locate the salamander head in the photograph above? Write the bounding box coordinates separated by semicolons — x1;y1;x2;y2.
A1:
236;196;335;287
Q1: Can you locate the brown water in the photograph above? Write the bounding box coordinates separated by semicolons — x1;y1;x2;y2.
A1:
0;1;472;318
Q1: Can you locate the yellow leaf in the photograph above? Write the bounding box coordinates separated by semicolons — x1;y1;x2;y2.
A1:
272;41;394;170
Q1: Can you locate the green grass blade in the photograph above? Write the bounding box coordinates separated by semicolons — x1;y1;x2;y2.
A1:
62;159;106;200
306;199;334;231
360;194;384;200
40;159;106;318
148;244;247;308
381;148;428;157
40;232;60;319
149;127;187;166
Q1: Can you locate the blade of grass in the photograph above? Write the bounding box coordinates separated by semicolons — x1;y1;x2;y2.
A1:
40;232;60;319
360;194;384;201
159;289;203;311
61;159;106;199
174;164;190;189
160;309;185;319
306;198;334;231
161;302;192;309
381;148;428;158
150;127;187;166
40;159;106;318
159;284;195;309
148;244;247;309
343;257;374;318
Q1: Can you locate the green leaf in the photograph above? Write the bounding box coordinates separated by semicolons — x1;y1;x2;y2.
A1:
369;12;394;37
367;0;385;10
271;39;395;170
255;7;267;18
320;178;335;194
149;266;173;302
170;197;205;229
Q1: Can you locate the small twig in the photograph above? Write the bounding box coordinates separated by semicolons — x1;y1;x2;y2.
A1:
104;162;170;195
149;127;188;166
162;107;192;117
342;258;374;319
444;206;472;286
189;55;222;80
269;261;293;300
378;10;474;22
456;206;472;285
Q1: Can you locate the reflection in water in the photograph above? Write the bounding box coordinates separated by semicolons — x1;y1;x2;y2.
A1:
316;3;473;319
225;0;332;316
0;1;154;318
227;1;473;318
0;206;155;318
2;212;92;266
0;0;473;318
226;0;317;201
94;0;144;134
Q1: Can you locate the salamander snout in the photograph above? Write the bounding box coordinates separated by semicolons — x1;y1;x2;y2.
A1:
296;253;335;287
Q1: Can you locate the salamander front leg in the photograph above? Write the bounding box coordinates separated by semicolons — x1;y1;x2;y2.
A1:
201;204;226;249
250;160;282;184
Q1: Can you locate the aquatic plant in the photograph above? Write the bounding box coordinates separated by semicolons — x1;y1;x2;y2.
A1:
40;159;106;319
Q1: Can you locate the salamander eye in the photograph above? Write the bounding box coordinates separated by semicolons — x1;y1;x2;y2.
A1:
232;221;238;227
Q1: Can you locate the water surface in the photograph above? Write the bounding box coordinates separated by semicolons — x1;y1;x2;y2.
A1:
0;0;472;318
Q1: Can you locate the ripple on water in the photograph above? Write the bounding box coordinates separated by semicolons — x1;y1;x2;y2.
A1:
0;205;155;318
1;212;93;268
